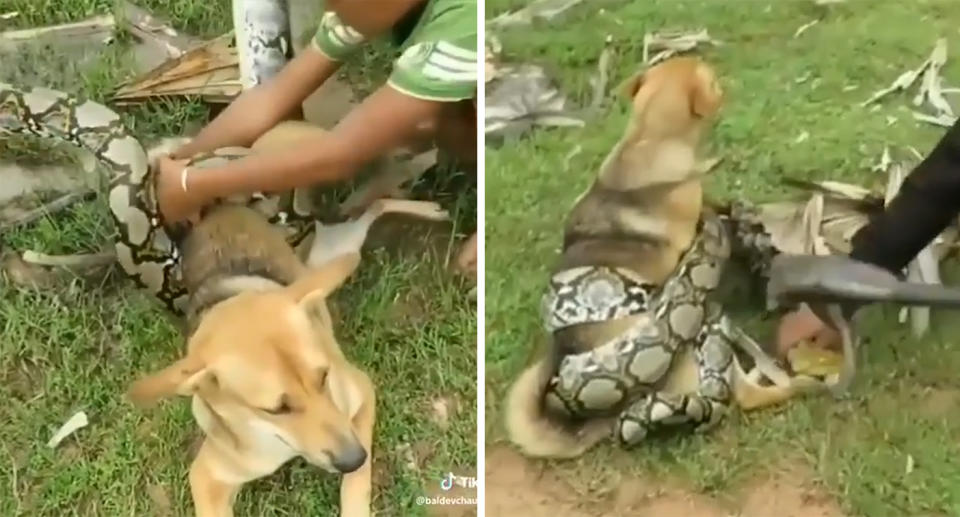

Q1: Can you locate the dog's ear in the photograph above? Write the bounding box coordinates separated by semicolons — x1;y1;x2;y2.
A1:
326;367;365;418
691;63;723;117
620;70;646;99
127;356;213;408
286;252;361;306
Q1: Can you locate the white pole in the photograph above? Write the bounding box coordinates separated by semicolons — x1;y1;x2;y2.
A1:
232;0;292;89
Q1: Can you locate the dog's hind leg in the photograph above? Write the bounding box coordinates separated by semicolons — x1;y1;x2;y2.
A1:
306;199;449;268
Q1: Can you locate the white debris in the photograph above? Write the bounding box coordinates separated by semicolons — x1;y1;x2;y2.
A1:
913;111;957;127
794;19;819;39
643;29;718;65
47;411;89;448
871;146;891;173
488;0;584;28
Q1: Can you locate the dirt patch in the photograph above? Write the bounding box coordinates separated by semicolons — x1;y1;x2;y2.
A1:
485;446;847;517
738;468;846;517
916;387;960;419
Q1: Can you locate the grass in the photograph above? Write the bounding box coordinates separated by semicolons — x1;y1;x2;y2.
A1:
485;0;960;516
0;1;476;516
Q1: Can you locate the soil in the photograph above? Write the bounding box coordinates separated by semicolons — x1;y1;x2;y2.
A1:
485;445;847;517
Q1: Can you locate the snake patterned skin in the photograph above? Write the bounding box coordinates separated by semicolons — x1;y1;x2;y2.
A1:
540;212;757;446
0;84;315;314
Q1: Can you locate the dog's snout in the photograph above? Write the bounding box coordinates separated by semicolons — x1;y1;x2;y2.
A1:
331;444;367;473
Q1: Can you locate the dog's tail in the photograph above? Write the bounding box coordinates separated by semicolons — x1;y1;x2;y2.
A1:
504;356;612;459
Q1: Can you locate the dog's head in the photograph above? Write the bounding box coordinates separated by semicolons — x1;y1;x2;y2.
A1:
128;254;368;474
619;56;723;139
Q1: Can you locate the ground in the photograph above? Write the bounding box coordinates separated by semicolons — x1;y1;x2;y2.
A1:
485;1;960;516
0;2;476;516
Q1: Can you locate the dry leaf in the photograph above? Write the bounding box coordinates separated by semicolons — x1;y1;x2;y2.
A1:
488;0;584;28
861;62;930;107
643;28;718;65
913;111;957;127
48;411;88;448
113;33;239;104
871;146;891;173
794;19;819;39
485;64;584;138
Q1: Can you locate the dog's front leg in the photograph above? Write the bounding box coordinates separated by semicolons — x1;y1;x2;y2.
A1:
339;375;376;517
190;442;241;517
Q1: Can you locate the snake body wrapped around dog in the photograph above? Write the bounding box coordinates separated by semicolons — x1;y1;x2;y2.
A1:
0;84;313;314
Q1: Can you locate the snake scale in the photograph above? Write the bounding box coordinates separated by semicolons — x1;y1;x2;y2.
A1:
0;84;315;314
540;207;784;446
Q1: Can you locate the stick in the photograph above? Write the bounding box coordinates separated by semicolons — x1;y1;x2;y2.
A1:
21;251;116;269
0;190;95;230
0;15;114;42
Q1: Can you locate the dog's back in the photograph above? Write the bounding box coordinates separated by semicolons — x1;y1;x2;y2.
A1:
179;204;308;326
505;57;724;459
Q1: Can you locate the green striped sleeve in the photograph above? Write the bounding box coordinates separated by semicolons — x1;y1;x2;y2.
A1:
311;11;367;61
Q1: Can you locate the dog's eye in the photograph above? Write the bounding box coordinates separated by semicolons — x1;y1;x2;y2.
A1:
263;395;292;415
315;368;329;390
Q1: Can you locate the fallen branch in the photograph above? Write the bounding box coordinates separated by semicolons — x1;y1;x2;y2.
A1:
0;190;96;231
22;250;116;270
0;15;114;43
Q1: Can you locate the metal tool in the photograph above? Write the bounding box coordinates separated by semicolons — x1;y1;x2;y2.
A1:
767;254;960;396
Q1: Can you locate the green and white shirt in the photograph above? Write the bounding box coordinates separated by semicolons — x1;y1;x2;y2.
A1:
312;0;477;102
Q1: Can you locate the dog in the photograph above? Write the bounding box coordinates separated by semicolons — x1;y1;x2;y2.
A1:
126;123;449;517
505;57;821;459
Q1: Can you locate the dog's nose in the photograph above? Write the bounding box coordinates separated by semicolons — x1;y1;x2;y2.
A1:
331;445;367;473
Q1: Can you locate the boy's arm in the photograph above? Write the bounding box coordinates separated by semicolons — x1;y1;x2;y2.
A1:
172;2;425;159
157;84;444;221
173;49;341;159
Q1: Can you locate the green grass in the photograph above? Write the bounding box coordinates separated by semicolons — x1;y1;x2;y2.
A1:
0;2;476;516
485;0;960;516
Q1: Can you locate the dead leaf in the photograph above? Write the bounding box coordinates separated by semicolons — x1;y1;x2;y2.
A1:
913;111;957;127
485;64;584;138
112;33;239;104
861;61;930;107
643;28;718;65
487;0;585;28
48;411;88;448
871;146;891;173
912;38;953;117
794;19;819;39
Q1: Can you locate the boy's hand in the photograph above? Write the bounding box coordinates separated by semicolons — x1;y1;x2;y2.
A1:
776;304;841;357
156;155;202;224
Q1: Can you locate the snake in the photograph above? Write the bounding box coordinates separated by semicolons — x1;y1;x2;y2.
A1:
0;84;315;314
539;209;791;446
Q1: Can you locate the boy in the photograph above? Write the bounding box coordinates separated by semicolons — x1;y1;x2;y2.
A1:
156;0;478;275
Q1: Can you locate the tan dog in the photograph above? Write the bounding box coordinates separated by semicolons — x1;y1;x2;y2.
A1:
129;124;448;517
505;57;818;459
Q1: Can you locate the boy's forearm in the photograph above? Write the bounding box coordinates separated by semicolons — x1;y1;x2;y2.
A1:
173;50;341;159
184;85;444;206
187;138;358;201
